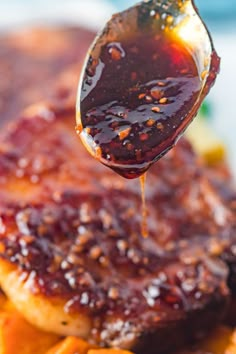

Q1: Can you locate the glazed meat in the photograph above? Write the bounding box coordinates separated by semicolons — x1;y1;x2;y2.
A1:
0;98;235;354
0;24;236;354
0;27;94;124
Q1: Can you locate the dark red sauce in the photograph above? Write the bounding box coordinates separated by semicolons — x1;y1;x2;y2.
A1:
78;31;202;178
140;173;148;238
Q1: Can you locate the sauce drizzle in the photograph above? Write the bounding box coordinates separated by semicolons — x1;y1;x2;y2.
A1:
140;173;148;238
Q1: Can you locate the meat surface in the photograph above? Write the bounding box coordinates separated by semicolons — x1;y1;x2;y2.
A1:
0;99;235;353
0;27;94;125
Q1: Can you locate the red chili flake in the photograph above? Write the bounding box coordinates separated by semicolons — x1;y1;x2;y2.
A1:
109;47;122;61
118;127;131;141
135;149;142;160
131;72;137;81
165;294;180;304
150;87;163;100
152;53;159;60
139;133;149;141
95;146;102;159
126;143;134;151
75;124;82;134
111;121;119;129
156;122;164;131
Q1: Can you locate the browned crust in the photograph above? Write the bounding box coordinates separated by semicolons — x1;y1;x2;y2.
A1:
0;101;235;350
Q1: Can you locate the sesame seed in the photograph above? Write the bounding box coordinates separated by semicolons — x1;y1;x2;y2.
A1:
157;81;166;87
99;256;109;267
85;127;91;134
159;97;168;104
201;70;208;80
148;285;160;298
90;246;102;260
77;233;91;245
108;287;119;300
204;57;210;67
117;239;128;252
145;95;153;103
166;15;174;25
18;158;29;169
61;260;71;270
80;292;89;305
151;106;160;113
138;93;146;100
182;279;196;293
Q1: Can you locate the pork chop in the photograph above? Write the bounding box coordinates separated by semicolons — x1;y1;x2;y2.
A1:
0;100;235;353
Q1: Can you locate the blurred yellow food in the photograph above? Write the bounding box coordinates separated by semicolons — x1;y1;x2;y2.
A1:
0;293;6;310
46;336;95;354
0;311;59;354
46;338;133;354
1;290;236;354
200;326;236;354
88;350;133;354
179;326;236;354
186;116;225;165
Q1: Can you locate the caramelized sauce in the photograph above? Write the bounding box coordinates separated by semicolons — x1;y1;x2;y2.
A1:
79;31;202;179
140;173;148;238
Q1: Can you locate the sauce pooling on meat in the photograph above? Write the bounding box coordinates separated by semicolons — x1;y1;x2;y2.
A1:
77;31;202;179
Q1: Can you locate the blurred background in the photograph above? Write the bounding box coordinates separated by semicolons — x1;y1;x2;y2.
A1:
0;0;235;174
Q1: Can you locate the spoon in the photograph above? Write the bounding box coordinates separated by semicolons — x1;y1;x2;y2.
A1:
76;0;220;179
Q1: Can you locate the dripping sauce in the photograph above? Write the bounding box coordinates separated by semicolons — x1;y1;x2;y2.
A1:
140;173;148;238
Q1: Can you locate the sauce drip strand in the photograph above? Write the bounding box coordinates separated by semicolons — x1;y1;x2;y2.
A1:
78;31;202;179
140;173;148;238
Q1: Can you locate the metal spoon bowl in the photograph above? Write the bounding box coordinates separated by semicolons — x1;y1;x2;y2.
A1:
76;0;220;178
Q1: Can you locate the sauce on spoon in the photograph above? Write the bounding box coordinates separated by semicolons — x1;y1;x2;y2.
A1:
77;31;203;179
